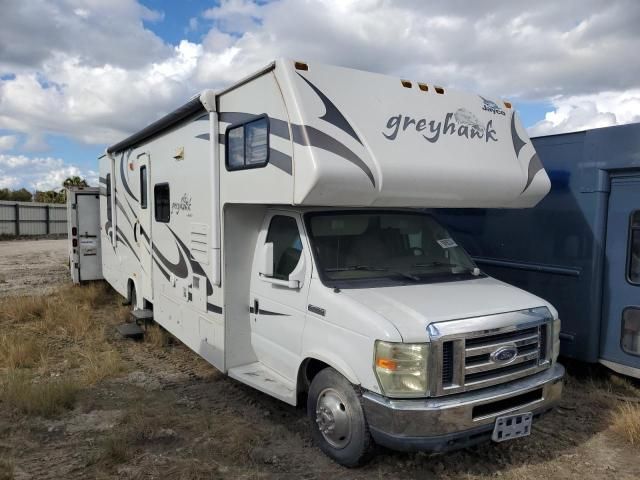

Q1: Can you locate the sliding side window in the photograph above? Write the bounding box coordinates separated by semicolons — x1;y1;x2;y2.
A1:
225;116;269;171
106;174;112;222
154;183;170;223
140;166;148;209
629;211;640;284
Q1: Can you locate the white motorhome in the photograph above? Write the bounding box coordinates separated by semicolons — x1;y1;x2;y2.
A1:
97;59;564;466
66;186;102;284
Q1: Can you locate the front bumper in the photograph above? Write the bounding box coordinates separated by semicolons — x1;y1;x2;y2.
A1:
363;363;564;452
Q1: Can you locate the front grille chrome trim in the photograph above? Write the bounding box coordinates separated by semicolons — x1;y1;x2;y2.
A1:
429;309;553;397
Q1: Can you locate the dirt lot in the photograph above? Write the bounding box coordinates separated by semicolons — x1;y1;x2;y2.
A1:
0;239;68;297
0;239;639;479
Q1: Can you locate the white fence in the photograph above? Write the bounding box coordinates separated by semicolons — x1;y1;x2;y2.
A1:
0;200;67;236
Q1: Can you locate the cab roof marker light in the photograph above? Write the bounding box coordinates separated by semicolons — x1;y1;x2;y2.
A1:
294;61;309;71
401;80;412;88
434;86;445;94
418;83;429;92
504;100;512;108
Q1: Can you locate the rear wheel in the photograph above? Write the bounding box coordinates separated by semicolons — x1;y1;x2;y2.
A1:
307;368;375;467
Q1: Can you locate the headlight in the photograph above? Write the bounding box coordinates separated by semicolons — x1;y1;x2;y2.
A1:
552;317;561;363
374;341;428;397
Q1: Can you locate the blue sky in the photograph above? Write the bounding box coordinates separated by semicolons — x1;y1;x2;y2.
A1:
1;0;638;191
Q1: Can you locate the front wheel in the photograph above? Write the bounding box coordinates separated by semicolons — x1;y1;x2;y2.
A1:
307;368;375;467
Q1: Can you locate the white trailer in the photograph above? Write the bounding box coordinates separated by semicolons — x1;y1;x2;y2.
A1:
99;59;563;466
66;186;102;284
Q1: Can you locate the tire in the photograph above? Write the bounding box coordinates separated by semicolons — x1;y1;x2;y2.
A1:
307;368;375;467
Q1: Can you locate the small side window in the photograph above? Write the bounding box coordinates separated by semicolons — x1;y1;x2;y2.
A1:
106;174;112;222
622;308;640;356
225;116;269;171
154;183;170;223
140;166;148;209
266;216;303;280
628;211;640;284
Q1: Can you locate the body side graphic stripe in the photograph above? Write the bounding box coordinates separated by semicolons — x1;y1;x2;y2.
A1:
295;72;362;145
218;112;375;187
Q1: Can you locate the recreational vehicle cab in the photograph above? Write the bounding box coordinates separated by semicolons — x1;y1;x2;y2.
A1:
96;60;564;466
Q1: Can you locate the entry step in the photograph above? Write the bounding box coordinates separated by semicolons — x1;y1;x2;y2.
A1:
228;362;296;405
131;309;154;322
116;322;145;339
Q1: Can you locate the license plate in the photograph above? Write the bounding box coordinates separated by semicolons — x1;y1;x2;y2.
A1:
491;412;533;442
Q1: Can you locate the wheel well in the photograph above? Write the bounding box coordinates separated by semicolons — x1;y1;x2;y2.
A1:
297;358;330;405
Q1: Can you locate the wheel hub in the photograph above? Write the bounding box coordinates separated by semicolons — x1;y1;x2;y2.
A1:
315;388;352;448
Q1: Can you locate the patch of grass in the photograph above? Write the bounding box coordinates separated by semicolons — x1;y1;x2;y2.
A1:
81;349;124;385
0;295;47;324
612;401;640;445
145;324;171;348
0;334;43;369
98;432;131;465
0;457;14;480
0;370;79;417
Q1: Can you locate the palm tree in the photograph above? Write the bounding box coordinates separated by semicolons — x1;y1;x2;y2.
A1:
62;176;89;188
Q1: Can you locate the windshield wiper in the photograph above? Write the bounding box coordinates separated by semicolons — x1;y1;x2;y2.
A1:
326;265;420;282
413;262;479;275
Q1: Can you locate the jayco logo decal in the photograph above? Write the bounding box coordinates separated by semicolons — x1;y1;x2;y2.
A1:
172;194;192;216
480;96;506;116
382;108;498;143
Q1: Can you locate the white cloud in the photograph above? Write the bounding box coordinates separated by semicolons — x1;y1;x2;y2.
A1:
1;0;640;188
528;89;640;136
0;154;96;191
0;135;17;151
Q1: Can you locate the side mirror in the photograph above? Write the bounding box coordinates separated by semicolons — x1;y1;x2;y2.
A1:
260;242;274;277
287;254;306;289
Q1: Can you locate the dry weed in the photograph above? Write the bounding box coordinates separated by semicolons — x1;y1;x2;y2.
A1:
611;401;640;445
145;324;171;348
0;295;47;324
81;348;123;385
0;457;14;480
0;370;79;416
0;334;42;369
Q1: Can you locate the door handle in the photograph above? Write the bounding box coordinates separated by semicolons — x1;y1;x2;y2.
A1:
253;298;259;315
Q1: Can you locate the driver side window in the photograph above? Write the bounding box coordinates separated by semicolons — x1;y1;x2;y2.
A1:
266;216;303;280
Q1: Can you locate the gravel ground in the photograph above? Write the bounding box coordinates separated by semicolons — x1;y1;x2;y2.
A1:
0;239;68;297
1;239;639;479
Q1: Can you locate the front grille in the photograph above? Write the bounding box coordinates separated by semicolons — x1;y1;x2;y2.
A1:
429;310;552;396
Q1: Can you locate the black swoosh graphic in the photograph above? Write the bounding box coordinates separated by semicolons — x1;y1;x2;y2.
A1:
153;257;170;281
119;151;139;202
115;198;133;229
291;123;375;187
167;227;213;296
521;153;544;193
296;72;362;145
511;112;527;158
116;226;140;262
139;225;150;244
152;241;188;279
219;112;374;187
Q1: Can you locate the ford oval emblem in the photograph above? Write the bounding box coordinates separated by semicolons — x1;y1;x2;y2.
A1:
490;345;518;364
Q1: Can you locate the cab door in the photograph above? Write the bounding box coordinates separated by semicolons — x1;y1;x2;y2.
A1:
601;175;640;372
250;212;311;381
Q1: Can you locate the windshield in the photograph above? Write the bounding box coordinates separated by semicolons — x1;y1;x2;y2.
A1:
305;211;480;288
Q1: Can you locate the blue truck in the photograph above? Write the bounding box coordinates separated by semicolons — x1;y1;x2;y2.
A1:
434;122;640;378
